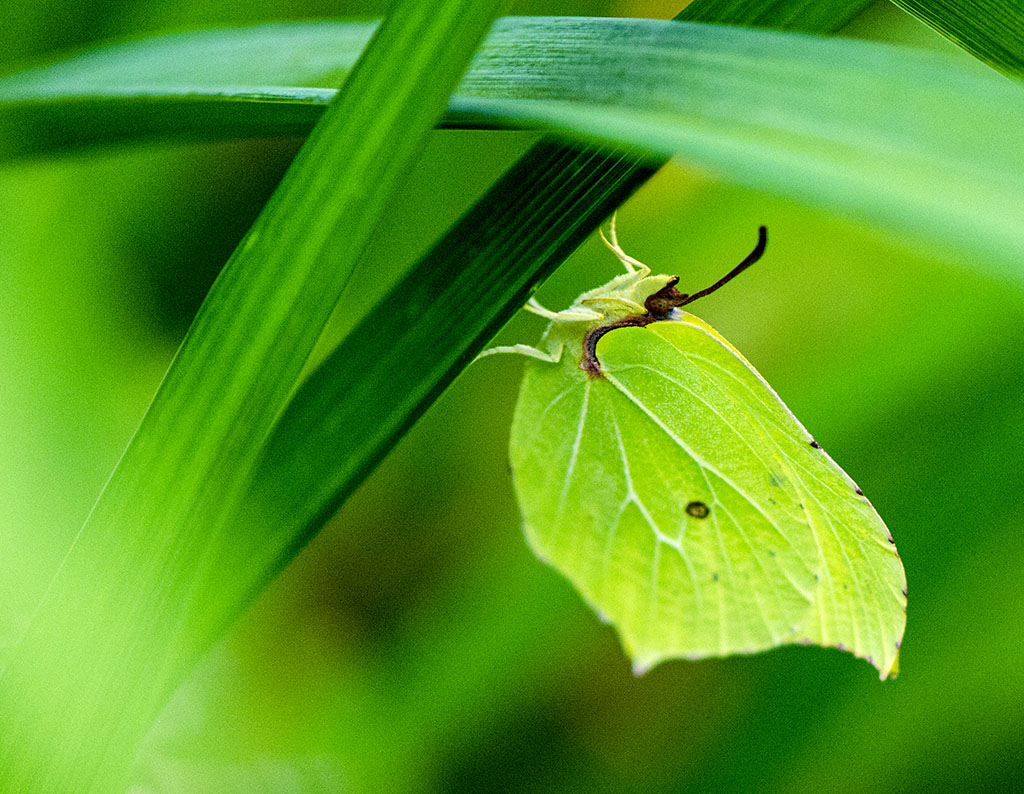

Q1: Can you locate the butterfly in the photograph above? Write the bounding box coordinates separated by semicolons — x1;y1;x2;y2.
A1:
480;217;906;678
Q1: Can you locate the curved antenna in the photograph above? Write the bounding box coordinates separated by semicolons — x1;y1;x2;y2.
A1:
679;226;767;307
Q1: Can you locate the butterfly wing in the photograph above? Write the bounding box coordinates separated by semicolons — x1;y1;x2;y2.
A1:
510;312;906;678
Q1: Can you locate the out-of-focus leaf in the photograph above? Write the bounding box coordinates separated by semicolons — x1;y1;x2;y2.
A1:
132;753;346;794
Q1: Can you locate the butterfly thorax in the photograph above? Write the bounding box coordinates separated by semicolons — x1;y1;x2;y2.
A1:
538;272;686;377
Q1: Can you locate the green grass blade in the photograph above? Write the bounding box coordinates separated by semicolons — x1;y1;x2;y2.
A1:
4;16;1023;264
0;21;379;158
890;0;1024;80
0;1;502;792
0;6;869;160
456;20;1024;264
0;2;870;155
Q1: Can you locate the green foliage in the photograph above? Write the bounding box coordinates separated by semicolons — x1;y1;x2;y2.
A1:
3;0;1024;792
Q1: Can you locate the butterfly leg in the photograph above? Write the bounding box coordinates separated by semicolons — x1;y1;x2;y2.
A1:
523;297;601;321
475;339;564;365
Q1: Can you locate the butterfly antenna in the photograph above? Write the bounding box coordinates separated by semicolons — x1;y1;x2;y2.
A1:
679;226;767;307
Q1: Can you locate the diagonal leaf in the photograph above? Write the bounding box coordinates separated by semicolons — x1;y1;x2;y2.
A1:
239;139;649;549
891;0;1024;81
0;0;503;792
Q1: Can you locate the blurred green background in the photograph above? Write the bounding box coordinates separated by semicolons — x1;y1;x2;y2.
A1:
3;1;1023;792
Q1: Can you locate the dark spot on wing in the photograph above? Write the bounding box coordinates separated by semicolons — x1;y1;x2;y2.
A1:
855;487;864;496
799;503;805;510
686;501;710;519
769;472;787;487
895;639;902;650
901;587;908;598
712;573;719;582
810;440;821;449
887;536;896;545
768;550;776;558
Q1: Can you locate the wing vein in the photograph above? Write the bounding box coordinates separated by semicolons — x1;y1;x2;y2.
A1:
605;371;795;550
557;379;591;516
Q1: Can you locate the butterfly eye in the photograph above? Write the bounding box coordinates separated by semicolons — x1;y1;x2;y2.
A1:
643;277;688;318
